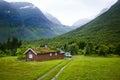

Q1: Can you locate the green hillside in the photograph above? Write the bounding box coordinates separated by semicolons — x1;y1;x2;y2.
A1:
24;0;120;46
56;0;120;44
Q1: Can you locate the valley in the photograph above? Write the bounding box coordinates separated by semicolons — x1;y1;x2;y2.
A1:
0;0;120;80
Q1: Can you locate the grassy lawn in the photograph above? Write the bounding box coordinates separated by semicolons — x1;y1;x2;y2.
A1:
56;55;120;80
0;57;64;80
41;58;71;80
0;56;120;80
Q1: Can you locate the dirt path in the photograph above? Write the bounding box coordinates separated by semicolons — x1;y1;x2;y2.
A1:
37;59;71;80
51;59;72;80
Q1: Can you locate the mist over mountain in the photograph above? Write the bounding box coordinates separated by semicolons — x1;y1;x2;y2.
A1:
98;8;109;15
72;8;109;29
72;19;91;29
44;13;62;25
0;1;71;41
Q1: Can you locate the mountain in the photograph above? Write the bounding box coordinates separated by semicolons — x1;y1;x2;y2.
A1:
0;0;22;27
98;8;109;16
30;0;120;46
72;19;91;29
59;0;120;44
44;13;62;25
0;1;71;41
72;8;109;29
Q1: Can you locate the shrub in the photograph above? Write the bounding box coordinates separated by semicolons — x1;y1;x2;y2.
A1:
77;41;86;50
17;54;25;60
69;44;79;55
84;43;94;55
108;44;115;54
16;47;27;55
77;49;84;55
115;44;120;55
0;50;6;57
98;45;109;56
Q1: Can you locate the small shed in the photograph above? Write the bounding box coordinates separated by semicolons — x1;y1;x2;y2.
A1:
24;48;64;61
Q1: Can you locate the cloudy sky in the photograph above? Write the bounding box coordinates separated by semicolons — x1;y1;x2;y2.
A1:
5;0;118;26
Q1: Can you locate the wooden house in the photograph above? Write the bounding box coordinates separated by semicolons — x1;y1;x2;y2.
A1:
24;48;64;61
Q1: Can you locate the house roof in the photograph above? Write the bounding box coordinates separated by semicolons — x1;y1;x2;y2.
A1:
33;48;57;54
24;48;57;55
24;48;37;55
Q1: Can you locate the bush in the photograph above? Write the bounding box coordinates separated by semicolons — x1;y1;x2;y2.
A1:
5;49;12;56
115;44;120;55
69;44;79;55
17;54;25;60
108;44;115;54
84;43;94;55
16;47;27;55
77;41;86;50
0;50;6;57
98;45;109;56
78;49;84;55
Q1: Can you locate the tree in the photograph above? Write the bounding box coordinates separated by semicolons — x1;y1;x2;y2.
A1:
77;41;86;50
115;44;120;55
2;37;22;56
63;44;70;52
98;44;109;56
69;44;78;55
10;37;22;56
108;44;115;54
0;50;6;57
84;42;93;55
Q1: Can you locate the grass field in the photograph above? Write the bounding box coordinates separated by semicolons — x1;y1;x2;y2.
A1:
0;57;64;80
41;59;71;80
0;56;120;80
56;56;120;80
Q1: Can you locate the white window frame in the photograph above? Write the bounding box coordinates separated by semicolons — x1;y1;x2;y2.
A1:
55;53;57;56
50;53;52;56
29;54;33;59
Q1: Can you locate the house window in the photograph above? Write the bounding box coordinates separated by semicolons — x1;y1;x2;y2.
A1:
50;53;52;56
29;54;33;59
55;53;57;56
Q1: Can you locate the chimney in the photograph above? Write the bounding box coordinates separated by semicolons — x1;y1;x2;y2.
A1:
45;44;48;48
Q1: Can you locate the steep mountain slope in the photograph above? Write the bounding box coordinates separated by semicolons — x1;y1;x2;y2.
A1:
29;0;120;46
72;8;109;29
60;0;120;44
0;0;23;40
0;1;71;41
97;8;108;16
0;0;22;27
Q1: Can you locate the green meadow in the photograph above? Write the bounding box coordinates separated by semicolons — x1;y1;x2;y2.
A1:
56;56;120;80
0;56;120;80
0;57;64;80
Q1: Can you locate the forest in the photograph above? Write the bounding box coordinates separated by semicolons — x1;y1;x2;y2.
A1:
0;37;120;59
